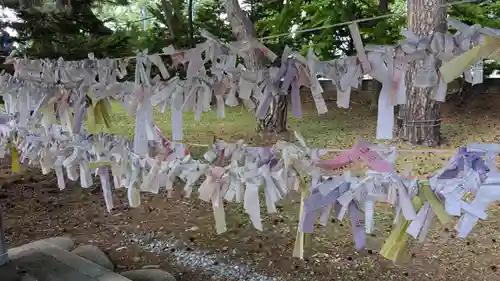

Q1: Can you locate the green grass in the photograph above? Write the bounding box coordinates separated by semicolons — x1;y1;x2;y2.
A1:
91;100;500;176
95;102;379;147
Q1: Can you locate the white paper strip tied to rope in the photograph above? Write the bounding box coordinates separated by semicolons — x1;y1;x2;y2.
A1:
183;45;214;121
394;30;427;99
429;148;488;224
354;170;417;234
238;67;262;111
13;59;52;82
178;161;209;198
331;172;362;221
303;173;366;250
95;58;123;87
98;167;115;212
367;29;429;140
131;52;157;156
139;156;163;194
348;23;371;74
0;80;47;130
292;49;328;115
430;32;456;101
223;160;245;203
366;47;397;140
212;139;247;163
260;163;288;214
329;57;361;109
406;198;435;243
199;166;228;234
446;19;484;85
126;155;142;208
432;170;484;216
61;139;94;188
239;149;290;231
407;148;490;242
257;47;303;119
213;75;230;119
440;21;500;84
241;160;264;230
455;143;500;237
301;176;342;229
161;155;190;197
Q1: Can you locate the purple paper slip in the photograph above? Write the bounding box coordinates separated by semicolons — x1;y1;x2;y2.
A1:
349;202;365;251
301;183;344;233
438;147;489;180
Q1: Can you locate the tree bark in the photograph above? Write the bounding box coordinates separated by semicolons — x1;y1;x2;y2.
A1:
224;0;288;134
260;95;288;133
398;0;446;146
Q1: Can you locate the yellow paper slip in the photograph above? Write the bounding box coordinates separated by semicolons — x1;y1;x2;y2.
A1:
380;220;411;262
440;36;500;83
100;100;112;128
86;105;97;132
88;161;116;169
380;197;423;262
11;145;20;173
94;102;104;126
421;183;452;225
95;100;112;128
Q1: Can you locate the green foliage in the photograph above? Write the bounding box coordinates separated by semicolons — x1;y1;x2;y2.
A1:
253;0;405;60
194;0;232;41
449;1;500;29
250;0;301;55
93;0;152;30
448;1;500;77
147;0;192;48
2;1;134;60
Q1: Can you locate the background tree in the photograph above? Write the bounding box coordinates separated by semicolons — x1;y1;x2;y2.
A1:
223;0;285;133
0;0;133;60
398;0;447;146
194;0;232;41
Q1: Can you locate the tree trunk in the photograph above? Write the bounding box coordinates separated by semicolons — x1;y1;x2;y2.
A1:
224;0;288;134
260;95;288;133
370;79;383;111
398;0;446;146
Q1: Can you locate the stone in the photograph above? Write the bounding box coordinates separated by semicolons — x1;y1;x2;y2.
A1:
38;237;75;251
72;245;114;271
121;269;176;281
142;265;161;269
20;274;37;281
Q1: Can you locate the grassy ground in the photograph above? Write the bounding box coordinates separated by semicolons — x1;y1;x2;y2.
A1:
2;96;500;281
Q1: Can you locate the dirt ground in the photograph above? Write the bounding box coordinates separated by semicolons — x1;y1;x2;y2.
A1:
1;96;500;281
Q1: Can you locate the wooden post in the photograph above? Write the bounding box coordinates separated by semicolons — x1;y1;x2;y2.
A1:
399;0;447;146
0;212;8;266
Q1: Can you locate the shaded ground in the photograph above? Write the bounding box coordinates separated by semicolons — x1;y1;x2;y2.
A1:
2;95;500;281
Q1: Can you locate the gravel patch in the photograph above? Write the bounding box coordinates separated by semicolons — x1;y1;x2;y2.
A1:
124;232;281;281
